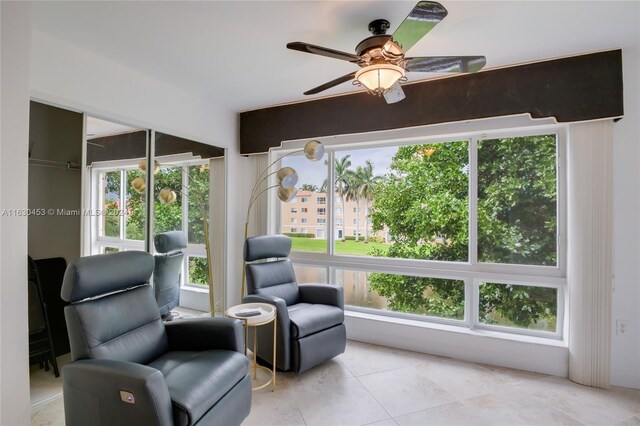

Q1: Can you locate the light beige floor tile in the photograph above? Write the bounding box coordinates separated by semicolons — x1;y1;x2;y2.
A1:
29;354;70;406
395;401;493;426
617;414;640;426
478;363;549;386
365;418;399;426
525;376;640;425
340;341;431;377
357;365;455;417
244;385;306;426
295;377;390;426
287;358;355;390
414;358;516;400
461;392;584;425
31;395;65;426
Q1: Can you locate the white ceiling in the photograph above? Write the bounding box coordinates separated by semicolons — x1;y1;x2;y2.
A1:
31;1;639;112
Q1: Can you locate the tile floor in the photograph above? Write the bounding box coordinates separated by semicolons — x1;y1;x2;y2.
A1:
31;340;639;426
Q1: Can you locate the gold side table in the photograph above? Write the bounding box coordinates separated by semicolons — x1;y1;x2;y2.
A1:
225;302;277;392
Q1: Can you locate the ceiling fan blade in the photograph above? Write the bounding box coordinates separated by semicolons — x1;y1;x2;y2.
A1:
384;82;406;104
405;56;486;73
303;72;357;95
287;42;360;62
390;1;448;53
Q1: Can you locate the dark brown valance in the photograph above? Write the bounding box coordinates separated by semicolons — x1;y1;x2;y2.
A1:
240;49;623;155
87;131;224;165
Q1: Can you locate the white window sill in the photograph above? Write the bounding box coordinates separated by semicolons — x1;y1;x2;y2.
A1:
345;310;568;348
181;285;209;294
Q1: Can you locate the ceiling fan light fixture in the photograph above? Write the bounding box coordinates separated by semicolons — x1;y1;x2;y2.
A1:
355;63;405;95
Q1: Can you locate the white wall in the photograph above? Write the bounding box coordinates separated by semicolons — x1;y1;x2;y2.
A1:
30;30;235;151
0;3;32;424
611;44;640;389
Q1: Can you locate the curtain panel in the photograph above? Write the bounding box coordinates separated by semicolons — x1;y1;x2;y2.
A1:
567;120;614;389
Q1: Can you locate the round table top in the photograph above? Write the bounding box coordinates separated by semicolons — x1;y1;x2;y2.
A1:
226;302;276;325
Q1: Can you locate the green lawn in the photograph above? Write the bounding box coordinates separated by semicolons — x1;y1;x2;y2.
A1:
291;237;389;256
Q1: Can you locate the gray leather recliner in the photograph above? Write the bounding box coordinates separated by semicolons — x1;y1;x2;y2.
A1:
61;251;251;426
153;231;187;320
243;235;346;373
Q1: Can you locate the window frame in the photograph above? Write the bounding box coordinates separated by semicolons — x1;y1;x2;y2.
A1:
271;124;566;340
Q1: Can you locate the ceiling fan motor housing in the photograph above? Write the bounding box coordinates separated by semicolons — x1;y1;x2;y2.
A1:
368;19;390;35
355;35;392;57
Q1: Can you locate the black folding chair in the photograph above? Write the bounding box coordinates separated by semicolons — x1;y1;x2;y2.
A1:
28;255;59;377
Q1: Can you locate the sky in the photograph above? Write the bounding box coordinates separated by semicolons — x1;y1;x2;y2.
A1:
282;145;399;189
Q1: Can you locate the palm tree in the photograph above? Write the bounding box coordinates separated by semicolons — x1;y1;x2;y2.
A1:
321;155;352;241
358;160;381;243
335;155;353;241
345;169;364;241
300;183;318;192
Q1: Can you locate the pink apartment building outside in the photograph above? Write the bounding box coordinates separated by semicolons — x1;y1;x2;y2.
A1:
280;190;387;241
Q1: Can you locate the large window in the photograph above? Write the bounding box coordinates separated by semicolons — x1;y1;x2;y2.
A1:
276;128;565;338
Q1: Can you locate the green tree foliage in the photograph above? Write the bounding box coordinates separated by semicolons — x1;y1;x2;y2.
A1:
126;169;146;240
367;136;558;329
153;166;183;235
477;136;557;265
368;142;468;320
300;184;319;192
104;172;121;237
186;165;210;285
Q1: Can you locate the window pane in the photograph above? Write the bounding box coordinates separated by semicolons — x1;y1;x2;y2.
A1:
188;256;209;287
103;171;121;238
335;142;469;260
293;264;327;283
478;282;557;332
154;166;183;235
279;153;327;252
125;169;146;240
187;164;210;244
336;269;465;320
103;246;120;254
478;135;557;265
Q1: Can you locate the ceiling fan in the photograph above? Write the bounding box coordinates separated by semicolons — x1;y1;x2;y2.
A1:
287;1;486;104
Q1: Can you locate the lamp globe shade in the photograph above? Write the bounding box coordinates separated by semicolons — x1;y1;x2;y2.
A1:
159;188;177;204
131;177;146;194
278;186;298;203
304;140;325;162
139;159;160;174
276;166;299;189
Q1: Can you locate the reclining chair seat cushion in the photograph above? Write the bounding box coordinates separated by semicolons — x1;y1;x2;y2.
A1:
288;304;345;339
148;350;249;426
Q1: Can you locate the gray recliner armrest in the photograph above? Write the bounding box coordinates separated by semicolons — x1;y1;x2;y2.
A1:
299;284;344;309
165;317;244;353
62;359;173;426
